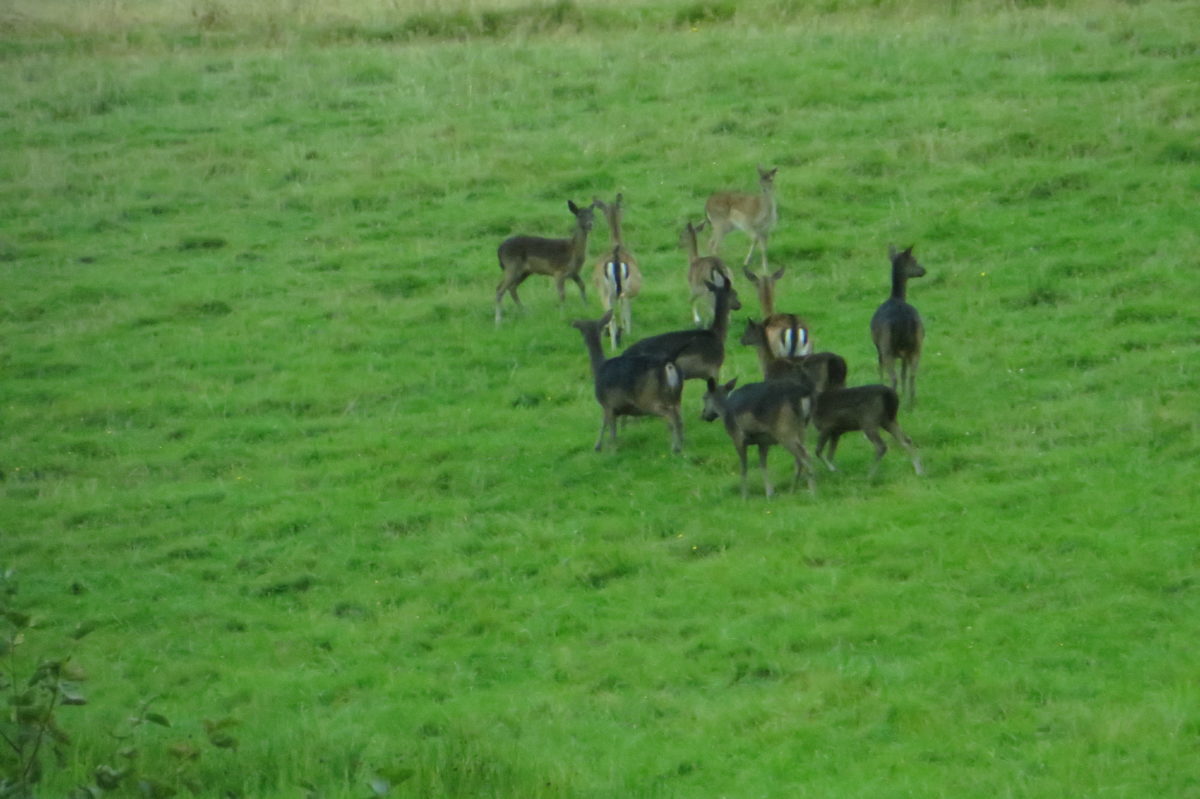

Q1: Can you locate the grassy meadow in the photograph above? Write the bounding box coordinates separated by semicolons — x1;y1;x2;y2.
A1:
3;0;1199;796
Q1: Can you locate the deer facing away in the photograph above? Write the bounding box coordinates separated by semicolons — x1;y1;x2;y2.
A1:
869;245;926;407
572;311;685;454
704;165;778;269
495;199;597;324
701;377;816;498
742;265;812;359
679;219;734;327
738;318;848;395
592;194;643;349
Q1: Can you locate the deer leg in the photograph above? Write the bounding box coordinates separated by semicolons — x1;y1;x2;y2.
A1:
570;272;588;303
784;438;815;493
886;421;924;476
758;444;774;498
665;408;684;454
735;442;750;499
818;431;841;471
905;355;920;408
742;236;758;266
864;428;889;479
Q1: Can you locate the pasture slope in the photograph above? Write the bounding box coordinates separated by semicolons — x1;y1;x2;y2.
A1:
2;0;1198;796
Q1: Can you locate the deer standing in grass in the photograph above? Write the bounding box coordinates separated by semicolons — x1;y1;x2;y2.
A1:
679;220;734;327
743;265;811;359
572;311;685;453
704;165;778;269
622;277;741;384
495;200;597;324
592;194;642;349
869;245;926;407
739;319;848;395
701;377;816;498
811;384;924;478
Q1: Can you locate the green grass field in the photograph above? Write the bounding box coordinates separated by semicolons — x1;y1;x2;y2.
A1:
3;0;1199;796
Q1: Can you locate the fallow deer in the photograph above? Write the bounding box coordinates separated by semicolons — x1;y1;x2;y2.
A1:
495;200;597;324
869;245;926;407
704;165;778;269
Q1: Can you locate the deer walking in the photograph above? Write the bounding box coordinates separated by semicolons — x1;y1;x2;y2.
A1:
495;200;597;324
869;245;926;407
701;377;816;498
704;165;778;269
572;311;685;453
679;220;734;327
592;194;642;348
811;384;924;478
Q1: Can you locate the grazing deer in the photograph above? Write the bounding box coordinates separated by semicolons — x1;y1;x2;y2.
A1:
701;377;816;498
495;200;597;324
679;219;734;327
592;194;643;348
869;245;926;406
621;277;741;383
811;384;923;478
742;265;811;358
738;319;848;395
572;311;685;453
704;165;778;269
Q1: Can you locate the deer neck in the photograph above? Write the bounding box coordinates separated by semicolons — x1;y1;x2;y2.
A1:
756;282;776;317
760;183;777;222
569;222;592;270
579;327;607;380
684;229;700;265
711;290;732;339
890;265;908;302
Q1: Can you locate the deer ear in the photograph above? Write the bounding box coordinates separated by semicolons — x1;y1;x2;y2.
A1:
742;266;758;283
568;200;580;214
705;378;718;391
724;378;738;392
904;245;915;256
771;267;785;281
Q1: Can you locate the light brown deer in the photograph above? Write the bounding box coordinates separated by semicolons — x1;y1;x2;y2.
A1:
869;245;926;407
742;265;811;359
592;194;643;348
495;200;597;324
571;311;685;454
704;165;778;269
679;219;734;327
739;319;848;395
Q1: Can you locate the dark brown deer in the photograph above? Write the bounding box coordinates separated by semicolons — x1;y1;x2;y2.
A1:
742;265;811;358
679;219;734;327
495;200;597;324
738;319;848;395
705;165;778;269
870;245;926;406
812;384;923;478
701;377;816;498
592;194;642;349
621;277;741;383
572;311;684;453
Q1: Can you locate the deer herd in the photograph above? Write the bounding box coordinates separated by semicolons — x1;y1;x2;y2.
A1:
495;166;927;497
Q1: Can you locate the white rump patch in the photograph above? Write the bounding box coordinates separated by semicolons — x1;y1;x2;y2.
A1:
664;363;682;390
